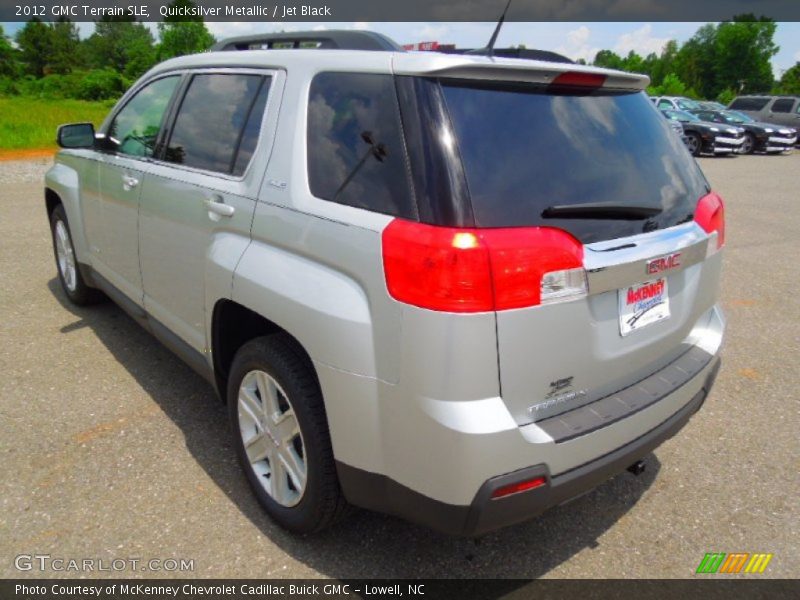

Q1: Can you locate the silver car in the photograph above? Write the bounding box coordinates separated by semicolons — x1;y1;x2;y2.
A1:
45;31;725;535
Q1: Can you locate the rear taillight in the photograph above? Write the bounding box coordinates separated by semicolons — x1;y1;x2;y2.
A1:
382;219;585;313
550;71;607;88
694;192;725;253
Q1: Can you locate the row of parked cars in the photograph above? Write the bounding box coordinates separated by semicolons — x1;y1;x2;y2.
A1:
651;95;798;157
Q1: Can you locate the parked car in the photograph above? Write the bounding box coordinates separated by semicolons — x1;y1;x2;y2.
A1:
45;30;725;536
728;95;800;131
660;108;744;156
691;109;797;154
696;101;726;111
653;96;704;111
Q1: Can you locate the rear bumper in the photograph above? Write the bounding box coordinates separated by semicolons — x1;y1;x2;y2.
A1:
336;353;721;536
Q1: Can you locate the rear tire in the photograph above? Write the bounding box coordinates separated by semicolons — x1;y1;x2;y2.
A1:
50;204;104;306
227;334;349;533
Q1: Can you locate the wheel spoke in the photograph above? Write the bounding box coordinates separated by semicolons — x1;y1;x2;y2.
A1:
279;445;306;493
238;386;262;425
269;455;290;503
256;371;281;416
274;410;299;445
244;432;272;464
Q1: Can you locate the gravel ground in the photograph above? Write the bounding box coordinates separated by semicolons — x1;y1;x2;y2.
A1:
0;153;798;579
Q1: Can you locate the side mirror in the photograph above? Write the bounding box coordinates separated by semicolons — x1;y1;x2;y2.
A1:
56;123;96;149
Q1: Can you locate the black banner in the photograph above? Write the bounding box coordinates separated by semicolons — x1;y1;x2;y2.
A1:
2;579;800;600
2;0;800;22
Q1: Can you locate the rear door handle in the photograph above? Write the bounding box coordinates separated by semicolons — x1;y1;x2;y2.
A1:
205;195;235;218
122;174;139;190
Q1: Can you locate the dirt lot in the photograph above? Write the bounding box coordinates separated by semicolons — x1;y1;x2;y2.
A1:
1;153;798;579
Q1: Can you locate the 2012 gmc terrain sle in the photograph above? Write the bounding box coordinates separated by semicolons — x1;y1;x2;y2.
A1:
45;31;724;535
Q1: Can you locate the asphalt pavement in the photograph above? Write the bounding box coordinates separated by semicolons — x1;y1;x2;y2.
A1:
1;153;797;579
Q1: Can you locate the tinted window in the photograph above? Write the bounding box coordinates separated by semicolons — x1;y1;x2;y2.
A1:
657;99;672;108
307;72;416;219
232;78;271;176
108;76;179;158
441;82;708;243
729;97;770;111
166;74;268;174
771;98;795;113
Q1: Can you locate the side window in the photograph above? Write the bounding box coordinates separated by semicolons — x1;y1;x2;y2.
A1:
165;73;270;175
107;76;179;158
307;72;416;219
771;98;794;113
657;99;672;109
729;97;769;111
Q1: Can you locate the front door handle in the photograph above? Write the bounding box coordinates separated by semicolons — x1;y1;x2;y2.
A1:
122;174;139;190
205;195;235;218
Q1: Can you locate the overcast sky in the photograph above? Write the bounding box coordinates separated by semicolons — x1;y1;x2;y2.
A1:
4;21;799;78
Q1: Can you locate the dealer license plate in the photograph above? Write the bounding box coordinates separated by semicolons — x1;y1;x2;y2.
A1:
619;278;670;337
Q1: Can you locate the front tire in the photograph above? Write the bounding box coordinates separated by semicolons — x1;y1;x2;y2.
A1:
686;132;702;157
741;133;755;155
50;204;104;306
227;334;348;533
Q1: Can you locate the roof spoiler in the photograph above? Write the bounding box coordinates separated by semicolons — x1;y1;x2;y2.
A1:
211;30;403;52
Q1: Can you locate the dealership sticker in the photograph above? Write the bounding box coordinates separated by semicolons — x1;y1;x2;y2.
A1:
619;278;670;336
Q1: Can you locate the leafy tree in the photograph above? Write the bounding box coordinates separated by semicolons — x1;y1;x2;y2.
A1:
16;18;51;77
647;73;689;97
593;49;624;70
157;0;215;60
0;25;18;77
713;15;778;95
716;88;737;105
48;17;82;74
85;17;156;79
775;62;800;95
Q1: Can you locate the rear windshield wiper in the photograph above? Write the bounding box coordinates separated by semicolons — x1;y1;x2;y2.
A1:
541;202;663;220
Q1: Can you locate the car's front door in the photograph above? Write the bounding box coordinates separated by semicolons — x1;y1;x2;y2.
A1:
95;75;181;303
767;97;800;128
138;70;278;355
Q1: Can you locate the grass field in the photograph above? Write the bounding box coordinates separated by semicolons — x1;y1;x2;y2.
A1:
0;96;115;152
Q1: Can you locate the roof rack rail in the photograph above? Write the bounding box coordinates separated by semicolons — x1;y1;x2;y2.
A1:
211;30;403;52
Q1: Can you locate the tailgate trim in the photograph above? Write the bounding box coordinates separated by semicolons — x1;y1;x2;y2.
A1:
537;345;713;443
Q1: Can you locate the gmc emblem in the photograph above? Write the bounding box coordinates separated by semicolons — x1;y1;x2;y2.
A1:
646;252;682;275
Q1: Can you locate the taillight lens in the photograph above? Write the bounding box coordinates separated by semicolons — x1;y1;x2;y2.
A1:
382;219;585;313
550;71;607;89
694;192;725;252
491;476;547;499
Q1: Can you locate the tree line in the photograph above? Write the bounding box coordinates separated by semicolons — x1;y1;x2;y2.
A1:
1;9;799;103
589;15;799;101
0;0;215;100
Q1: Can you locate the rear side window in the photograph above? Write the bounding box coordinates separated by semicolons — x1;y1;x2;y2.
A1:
165;73;270;175
307;72;416;219
729;97;769;111
771;98;795;113
441;82;709;243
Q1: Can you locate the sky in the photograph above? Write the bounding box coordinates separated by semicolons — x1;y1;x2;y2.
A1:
3;21;800;78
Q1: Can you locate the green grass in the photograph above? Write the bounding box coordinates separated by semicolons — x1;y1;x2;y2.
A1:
0;96;115;151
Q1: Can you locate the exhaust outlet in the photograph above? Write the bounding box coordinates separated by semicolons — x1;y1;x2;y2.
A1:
627;460;646;476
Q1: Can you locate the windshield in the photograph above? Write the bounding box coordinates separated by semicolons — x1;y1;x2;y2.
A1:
676;98;702;110
724;110;754;123
665;109;700;123
440;82;709;243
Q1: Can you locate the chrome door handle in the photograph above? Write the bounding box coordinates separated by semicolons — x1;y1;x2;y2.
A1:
122;174;139;190
205;196;235;217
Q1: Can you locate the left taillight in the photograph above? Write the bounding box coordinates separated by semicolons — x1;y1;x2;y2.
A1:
381;219;585;313
694;192;725;253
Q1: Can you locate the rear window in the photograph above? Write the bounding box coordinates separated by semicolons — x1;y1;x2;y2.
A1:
729;97;770;111
771;98;795;113
440;81;708;243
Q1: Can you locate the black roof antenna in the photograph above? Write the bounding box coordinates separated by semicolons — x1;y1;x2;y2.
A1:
467;0;513;57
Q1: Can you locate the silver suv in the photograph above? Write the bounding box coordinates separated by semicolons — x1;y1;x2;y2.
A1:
46;31;725;535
